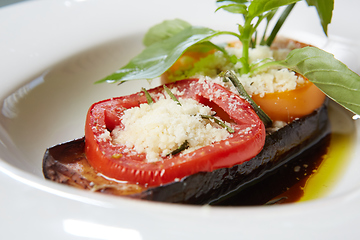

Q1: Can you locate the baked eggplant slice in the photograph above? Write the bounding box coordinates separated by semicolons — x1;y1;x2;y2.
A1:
43;100;330;205
42;138;146;196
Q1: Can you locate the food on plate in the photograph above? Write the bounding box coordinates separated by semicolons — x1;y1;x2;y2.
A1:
43;94;330;204
84;79;265;187
43;0;360;205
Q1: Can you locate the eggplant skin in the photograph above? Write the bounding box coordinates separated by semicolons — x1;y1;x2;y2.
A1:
43;138;91;189
42;102;330;204
133;102;330;204
43;138;145;195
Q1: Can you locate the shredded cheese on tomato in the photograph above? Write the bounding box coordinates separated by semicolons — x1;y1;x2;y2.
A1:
186;44;306;98
111;97;230;162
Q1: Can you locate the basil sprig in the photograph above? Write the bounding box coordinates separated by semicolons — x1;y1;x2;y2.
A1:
97;1;360;116
259;47;360;115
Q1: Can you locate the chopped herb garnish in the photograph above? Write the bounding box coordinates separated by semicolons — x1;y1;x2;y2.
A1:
142;87;154;104
164;83;235;132
222;71;273;127
163;85;181;106
167;140;189;156
200;114;235;133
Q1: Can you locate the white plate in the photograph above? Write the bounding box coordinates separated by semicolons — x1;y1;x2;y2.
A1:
1;0;360;239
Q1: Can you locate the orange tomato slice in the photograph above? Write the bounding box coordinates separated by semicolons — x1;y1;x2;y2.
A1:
251;80;326;123
161;49;215;84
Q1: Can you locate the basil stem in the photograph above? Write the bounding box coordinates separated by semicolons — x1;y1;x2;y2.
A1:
163;85;181;106
167;140;189;156
142;87;154;104
223;71;273;127
265;3;296;47
200;114;235;133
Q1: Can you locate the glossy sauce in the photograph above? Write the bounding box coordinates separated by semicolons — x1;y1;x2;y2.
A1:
212;103;356;206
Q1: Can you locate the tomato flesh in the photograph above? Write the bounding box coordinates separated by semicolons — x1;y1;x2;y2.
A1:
161;48;215;84
85;79;265;186
251;80;326;123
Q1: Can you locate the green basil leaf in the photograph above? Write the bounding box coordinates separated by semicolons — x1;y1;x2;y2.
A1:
305;0;334;35
96;26;219;83
143;19;191;47
278;47;360;115
248;0;300;18
188;41;220;53
215;3;248;14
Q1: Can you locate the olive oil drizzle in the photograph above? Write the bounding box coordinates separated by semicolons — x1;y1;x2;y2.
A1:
299;132;355;202
212;134;332;206
212;104;357;206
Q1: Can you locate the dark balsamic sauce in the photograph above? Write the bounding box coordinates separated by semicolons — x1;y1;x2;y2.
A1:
212;134;331;206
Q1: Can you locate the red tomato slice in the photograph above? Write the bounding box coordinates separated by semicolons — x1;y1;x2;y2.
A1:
85;79;265;187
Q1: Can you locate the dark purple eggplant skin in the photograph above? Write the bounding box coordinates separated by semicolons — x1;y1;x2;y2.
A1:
43;102;330;204
42;138;91;189
43;138;145;195
132;102;330;204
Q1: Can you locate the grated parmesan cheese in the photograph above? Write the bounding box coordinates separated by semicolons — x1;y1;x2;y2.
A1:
189;44;306;98
235;68;305;98
111;97;230;162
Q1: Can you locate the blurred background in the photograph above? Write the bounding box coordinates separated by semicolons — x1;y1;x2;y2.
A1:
0;0;29;8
